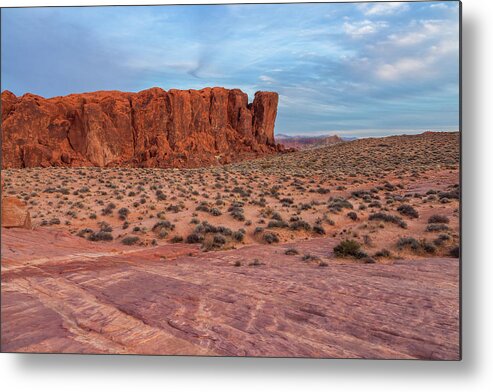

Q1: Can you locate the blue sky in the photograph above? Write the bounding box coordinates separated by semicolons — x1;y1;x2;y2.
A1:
1;2;460;137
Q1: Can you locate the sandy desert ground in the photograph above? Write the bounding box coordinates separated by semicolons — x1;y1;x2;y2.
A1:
1;131;460;358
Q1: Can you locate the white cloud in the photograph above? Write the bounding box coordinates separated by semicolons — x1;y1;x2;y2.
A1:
360;2;410;16
429;39;458;56
259;75;276;83
430;3;449;10
376;58;429;81
376;32;458;82
388;19;458;47
343;20;388;38
388;31;428;46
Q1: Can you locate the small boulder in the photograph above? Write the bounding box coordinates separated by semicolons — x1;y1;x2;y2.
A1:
1;196;32;229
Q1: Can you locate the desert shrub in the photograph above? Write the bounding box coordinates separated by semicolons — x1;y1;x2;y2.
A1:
298;203;311;211
434;233;451;246
334;240;366;258
428;215;450;224
196;201;210;213
450;246;460;258
213;234;226;246
368;201;381;208
280;197;294;205
328;198;353;212
152;220;175;231
66;210;77;219
158;229;168;239
99;221;113;232
397;204;419;218
118;207;129;220
229;203;245;221
302;254;321;262
210;207;222;216
268;219;289;228
254;227;264;235
347;211;358;221
426;224;449;232
170;235;184;243
122;236;139;246
383;182;396;191
186;233;204;244
396;237;420;251
194;221;226;235
271;212;283;221
249;259;262;266
374;249;392;258
218;226;233;236
232;231;245;242
313;225;326;235
88;231;113;242
285;248;299;255
200;234;225;251
438;189;459;200
369;213;407;228
422;241;436;254
167;204;181;213
262;232;279;244
397;237;435;254
77;228;94;238
289;219;311;231
102;202;116;216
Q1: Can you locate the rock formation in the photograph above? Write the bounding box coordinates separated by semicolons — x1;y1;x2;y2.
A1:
1;87;282;169
276;134;345;150
1;196;32;229
1;178;32;229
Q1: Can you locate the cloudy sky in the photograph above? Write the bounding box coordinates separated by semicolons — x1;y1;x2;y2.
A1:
1;1;460;137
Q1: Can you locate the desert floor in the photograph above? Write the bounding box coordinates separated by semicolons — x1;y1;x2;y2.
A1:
1;132;460;358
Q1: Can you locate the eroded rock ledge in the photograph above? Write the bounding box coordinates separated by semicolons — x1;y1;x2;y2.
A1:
1;87;281;168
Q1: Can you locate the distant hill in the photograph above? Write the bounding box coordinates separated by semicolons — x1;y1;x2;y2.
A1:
276;133;352;150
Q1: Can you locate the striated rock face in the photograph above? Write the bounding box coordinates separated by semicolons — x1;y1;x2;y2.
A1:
1;230;459;358
1;87;282;169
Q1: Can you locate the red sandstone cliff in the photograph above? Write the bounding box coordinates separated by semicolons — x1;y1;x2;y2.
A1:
1;87;282;169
